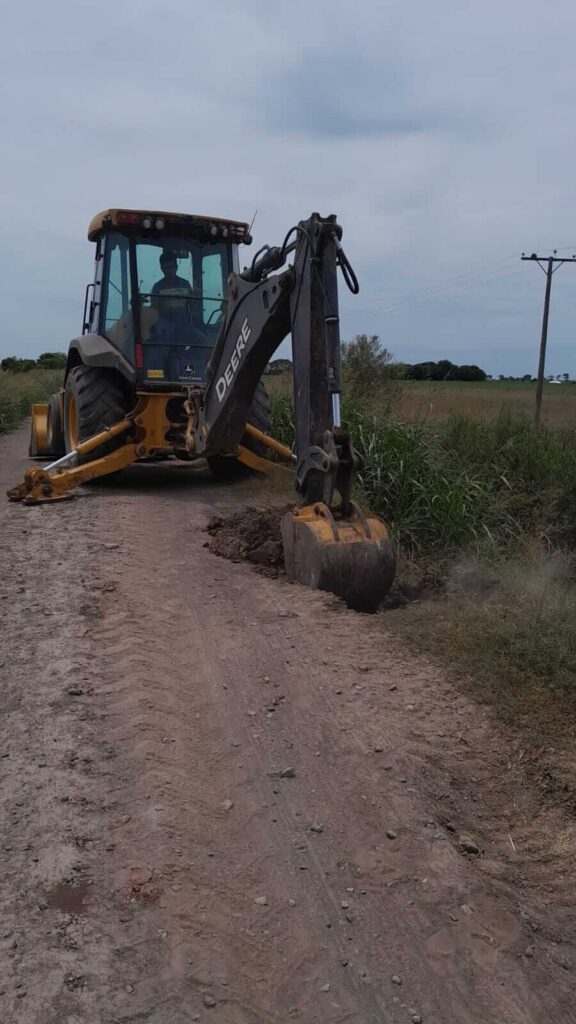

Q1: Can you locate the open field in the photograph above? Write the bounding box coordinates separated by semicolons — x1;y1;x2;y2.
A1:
397;379;576;426
0;368;63;435
266;372;576;428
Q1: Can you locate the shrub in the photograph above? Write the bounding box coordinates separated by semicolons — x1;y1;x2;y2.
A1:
341;335;398;405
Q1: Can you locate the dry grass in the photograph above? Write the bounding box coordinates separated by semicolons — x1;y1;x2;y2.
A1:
264;372;576;429
397;380;576;428
389;547;576;741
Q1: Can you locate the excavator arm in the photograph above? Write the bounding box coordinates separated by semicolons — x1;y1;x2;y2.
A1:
193;213;396;609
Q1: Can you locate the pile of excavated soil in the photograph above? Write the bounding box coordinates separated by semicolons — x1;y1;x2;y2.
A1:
206;505;292;575
206;505;433;607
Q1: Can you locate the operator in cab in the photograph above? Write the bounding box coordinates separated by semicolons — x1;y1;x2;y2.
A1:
151;251;193;309
150;250;200;344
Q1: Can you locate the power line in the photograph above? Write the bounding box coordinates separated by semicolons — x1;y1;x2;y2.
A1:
356;262;523;319
354;243;576;321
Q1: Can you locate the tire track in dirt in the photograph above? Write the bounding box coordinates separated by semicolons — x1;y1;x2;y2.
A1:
1;426;575;1023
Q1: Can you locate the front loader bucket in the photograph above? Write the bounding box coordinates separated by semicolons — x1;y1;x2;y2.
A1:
281;502;396;612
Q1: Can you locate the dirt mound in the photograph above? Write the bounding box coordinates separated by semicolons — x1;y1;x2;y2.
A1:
207;506;434;604
206;505;292;574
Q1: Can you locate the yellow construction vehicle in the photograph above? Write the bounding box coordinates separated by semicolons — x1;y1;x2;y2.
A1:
9;208;395;609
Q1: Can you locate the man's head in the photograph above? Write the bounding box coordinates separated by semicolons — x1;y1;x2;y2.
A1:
160;251;178;277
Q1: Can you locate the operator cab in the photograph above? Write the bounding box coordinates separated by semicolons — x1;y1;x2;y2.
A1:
85;209;251;386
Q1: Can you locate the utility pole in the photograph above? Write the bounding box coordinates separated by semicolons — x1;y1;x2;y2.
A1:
521;250;576;427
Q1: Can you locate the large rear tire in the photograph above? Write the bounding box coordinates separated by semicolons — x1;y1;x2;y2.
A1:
63;366;131;464
208;381;272;478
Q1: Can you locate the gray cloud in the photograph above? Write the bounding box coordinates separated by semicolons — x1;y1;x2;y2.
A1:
261;48;434;139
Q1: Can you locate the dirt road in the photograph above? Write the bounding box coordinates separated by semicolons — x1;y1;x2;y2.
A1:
1;424;574;1024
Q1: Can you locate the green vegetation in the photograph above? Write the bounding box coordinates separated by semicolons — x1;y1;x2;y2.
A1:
0;368;64;435
403;357;486;381
269;338;576;737
1;352;67;373
271;396;576;559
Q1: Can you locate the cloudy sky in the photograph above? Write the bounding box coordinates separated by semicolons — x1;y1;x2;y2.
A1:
2;0;576;376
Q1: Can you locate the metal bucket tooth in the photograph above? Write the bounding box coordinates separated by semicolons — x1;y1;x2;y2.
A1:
281;502;396;612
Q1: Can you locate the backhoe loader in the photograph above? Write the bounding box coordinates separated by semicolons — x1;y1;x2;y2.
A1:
8;208;395;609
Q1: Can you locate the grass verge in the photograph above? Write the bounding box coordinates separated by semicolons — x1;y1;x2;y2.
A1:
269;388;576;738
0;369;63;435
388;549;576;741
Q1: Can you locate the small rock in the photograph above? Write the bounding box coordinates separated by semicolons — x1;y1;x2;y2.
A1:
392;974;402;985
459;836;480;855
203;993;217;1007
525;944;536;958
460;903;473;916
254;896;268;906
67;686;84;697
125;984;134;994
412;1016;423;1023
386;829;398;840
288;898;296;907
389;684;398;692
16;990;27;999
280;767;296;779
373;745;384;753
339;959;348;967
222;799;234;812
104;542;120;550
310;822;324;834
320;983;331;992
341;900;350;909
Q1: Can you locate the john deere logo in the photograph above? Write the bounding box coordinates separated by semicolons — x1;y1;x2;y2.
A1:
184;364;195;375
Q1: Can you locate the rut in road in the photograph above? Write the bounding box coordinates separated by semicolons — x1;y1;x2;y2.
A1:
1;425;575;1024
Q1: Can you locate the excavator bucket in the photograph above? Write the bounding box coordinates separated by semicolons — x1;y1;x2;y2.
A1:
281;502;396;612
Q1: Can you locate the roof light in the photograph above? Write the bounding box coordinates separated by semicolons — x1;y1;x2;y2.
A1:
155;218;165;230
142;217;153;229
117;211;141;226
221;227;229;238
210;224;218;237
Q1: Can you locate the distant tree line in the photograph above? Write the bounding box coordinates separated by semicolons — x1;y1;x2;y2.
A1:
400;359;487;382
1;352;67;373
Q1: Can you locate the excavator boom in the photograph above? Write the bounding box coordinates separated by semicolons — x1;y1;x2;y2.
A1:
193;212;396;609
